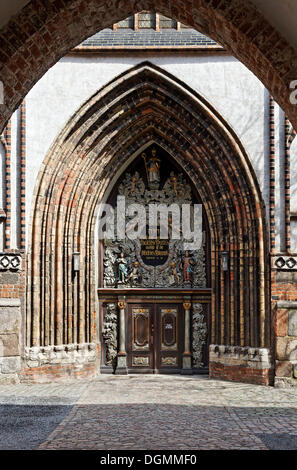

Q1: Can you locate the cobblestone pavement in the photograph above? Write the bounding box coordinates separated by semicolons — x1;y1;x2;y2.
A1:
0;375;297;450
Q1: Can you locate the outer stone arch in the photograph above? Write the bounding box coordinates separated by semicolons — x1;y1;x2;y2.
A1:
26;62;270;382
0;0;296;132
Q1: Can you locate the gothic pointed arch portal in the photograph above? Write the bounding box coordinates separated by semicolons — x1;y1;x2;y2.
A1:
27;63;270;381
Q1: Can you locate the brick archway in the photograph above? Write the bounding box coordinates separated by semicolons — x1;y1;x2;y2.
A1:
0;0;297;132
26;63;269;380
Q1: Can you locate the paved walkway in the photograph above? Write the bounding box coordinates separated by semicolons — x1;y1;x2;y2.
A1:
0;375;297;450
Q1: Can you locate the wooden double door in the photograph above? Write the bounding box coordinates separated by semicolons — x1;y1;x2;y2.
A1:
127;303;184;373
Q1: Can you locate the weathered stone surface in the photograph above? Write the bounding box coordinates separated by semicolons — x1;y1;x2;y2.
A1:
275;360;292;378
0;356;21;374
288;310;297;337
24;343;96;369
0;273;19;284
275;271;297;283
0;334;20;357
276;337;297;361
209;345;271;368
274;377;297;388
0;374;20;385
0;307;21;335
26;361;39;368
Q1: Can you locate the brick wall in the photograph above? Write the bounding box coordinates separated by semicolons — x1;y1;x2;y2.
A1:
210;364;274;386
272;270;297;302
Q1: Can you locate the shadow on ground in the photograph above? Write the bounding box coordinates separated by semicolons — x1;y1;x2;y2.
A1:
1;402;297;450
0;404;73;450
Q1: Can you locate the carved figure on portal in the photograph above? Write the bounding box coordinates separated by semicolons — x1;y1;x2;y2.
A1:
142;148;161;189
117;252;128;284
181;250;195;286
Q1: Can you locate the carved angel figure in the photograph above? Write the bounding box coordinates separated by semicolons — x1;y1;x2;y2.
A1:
127;260;142;286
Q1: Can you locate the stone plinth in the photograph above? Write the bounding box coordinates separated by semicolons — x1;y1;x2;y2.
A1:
209;345;273;386
21;343;99;383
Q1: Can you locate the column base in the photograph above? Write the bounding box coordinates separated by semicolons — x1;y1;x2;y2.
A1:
115;354;128;374
181;368;193;375
114;368;128;375
182;354;192;373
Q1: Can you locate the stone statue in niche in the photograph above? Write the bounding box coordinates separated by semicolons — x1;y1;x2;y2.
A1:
181;250;195;286
117;252;128;284
102;303;118;369
142;148;161;189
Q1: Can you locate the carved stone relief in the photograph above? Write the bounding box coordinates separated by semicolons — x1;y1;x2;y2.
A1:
192;303;207;368
102;303;118;368
102;164;206;289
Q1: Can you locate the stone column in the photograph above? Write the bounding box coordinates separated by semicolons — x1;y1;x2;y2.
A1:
182;301;193;374
115;298;128;374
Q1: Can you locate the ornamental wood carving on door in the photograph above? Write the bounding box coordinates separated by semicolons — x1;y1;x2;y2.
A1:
127;303;183;372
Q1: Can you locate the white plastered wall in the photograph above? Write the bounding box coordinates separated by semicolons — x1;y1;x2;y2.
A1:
9;53;287;250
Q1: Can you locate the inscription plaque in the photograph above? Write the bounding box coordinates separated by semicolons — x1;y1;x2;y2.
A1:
140;238;169;266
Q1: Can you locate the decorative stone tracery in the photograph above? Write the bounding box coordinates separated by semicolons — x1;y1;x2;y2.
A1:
0;254;21;271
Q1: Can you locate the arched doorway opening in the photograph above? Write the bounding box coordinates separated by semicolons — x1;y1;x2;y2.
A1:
98;142;211;374
25;63;270;382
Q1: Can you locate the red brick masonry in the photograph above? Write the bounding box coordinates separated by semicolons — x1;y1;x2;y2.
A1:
19;363;97;384
210;363;273;386
21;343;100;383
209;345;273;386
